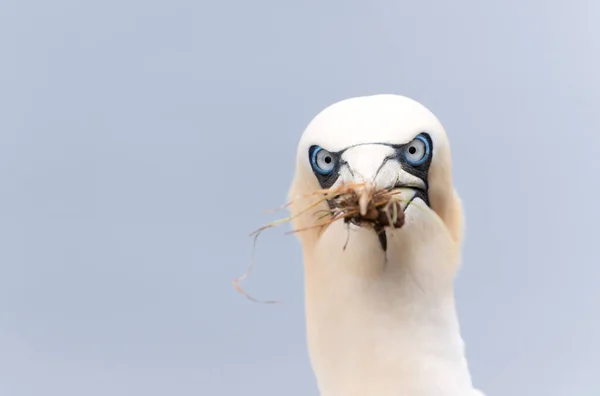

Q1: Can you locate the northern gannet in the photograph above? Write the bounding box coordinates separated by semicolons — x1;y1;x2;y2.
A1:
288;94;484;396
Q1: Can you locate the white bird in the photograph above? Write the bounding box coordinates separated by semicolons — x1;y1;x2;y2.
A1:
288;94;484;396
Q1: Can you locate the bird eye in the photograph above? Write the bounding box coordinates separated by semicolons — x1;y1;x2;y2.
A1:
311;146;336;175
404;135;430;165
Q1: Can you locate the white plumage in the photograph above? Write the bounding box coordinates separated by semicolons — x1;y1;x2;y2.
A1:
288;94;484;396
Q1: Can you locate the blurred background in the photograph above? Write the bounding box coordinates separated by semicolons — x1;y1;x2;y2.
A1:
1;1;599;395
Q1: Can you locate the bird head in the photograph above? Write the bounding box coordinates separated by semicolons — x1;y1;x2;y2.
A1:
289;94;464;280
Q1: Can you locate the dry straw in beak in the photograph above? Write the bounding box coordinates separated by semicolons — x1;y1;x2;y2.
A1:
233;182;432;304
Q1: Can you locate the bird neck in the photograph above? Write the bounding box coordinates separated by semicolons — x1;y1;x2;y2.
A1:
300;222;477;396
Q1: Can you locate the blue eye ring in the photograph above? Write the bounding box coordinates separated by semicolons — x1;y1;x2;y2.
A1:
310;146;336;175
404;134;431;166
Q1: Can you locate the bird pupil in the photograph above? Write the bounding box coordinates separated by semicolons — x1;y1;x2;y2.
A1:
408;146;417;154
324;156;332;164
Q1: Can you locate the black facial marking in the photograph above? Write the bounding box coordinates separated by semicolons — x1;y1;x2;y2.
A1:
374;225;387;251
308;145;342;189
409;188;430;207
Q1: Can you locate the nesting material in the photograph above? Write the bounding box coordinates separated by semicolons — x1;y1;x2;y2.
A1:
328;182;405;230
233;182;411;304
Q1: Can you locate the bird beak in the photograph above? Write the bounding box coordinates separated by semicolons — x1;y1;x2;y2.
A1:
327;146;428;252
339;146;428;212
357;182;375;216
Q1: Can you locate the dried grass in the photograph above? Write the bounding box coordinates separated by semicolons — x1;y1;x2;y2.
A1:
233;182;414;304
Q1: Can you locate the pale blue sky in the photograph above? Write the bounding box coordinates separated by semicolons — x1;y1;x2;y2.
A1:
1;1;599;395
